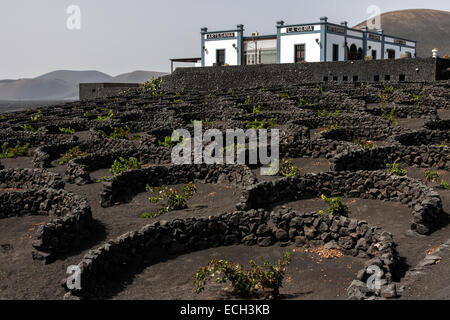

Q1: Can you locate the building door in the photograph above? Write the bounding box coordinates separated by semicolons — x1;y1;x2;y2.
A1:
357;48;363;60
332;44;339;61
295;44;305;63
348;44;358;60
372;50;377;60
216;49;225;66
387;49;396;59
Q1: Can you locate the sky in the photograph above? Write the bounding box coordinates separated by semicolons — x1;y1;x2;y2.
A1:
0;0;449;79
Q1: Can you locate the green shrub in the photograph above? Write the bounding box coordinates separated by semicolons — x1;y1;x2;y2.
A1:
98;126;130;139
317;85;324;94
386;162;407;176
378;94;389;103
0;142;31;159
20;124;41;132
279;92;289;99
142;182;197;218
237;96;251;107
279;159;301;177
110;157;141;175
30;110;41;121
424;170;440;184
59;146;87;165
409;90;426;106
438;180;450;190
194;252;291;299
381;107;398;126
142;77;162;93
298;98;311;106
59;127;75;135
316;120;339;134
94;109;114;121
384;86;395;94
318;109;340;118
252;105;261;114
319;195;350;217
97;157;141;182
353;140;377;149
245;118;274;129
158;132;184;147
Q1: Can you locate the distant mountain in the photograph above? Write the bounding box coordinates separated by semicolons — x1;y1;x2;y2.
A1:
36;70;113;87
0;78;74;100
0;70;167;101
354;9;450;58
114;71;167;83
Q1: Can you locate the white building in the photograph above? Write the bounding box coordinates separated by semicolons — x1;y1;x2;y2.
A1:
200;17;416;67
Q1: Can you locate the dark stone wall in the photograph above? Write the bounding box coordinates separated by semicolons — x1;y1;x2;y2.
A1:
100;164;257;208
332;145;450;172
63;208;400;300
238;171;443;235
79;83;142;101
0;168;64;190
0;188;93;262
162;58;444;92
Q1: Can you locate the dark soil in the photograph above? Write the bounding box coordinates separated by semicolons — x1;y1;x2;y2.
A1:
112;245;364;300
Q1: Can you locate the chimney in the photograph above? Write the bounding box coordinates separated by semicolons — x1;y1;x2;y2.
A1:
340;21;348;27
320;17;328;23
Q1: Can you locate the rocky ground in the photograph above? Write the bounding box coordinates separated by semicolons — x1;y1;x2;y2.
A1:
0;80;449;300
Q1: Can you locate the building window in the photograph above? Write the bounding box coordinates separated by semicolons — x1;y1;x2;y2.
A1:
374;75;380;82
343;76;348;82
353;75;359;82
387;49;395;59
399;74;406;82
348;44;362;60
332;44;339;61
295;44;305;63
216;49;225;66
244;49;276;65
372;50;377;60
385;75;391;81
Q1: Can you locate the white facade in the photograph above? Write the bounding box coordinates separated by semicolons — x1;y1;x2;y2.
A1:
203;37;239;66
279;24;322;63
200;18;416;67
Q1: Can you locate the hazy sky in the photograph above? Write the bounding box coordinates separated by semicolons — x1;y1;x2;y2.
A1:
0;0;449;79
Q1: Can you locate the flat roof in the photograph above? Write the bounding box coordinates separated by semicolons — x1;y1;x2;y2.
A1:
243;35;277;41
170;58;202;63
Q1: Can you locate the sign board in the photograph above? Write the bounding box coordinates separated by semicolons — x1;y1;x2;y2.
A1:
327;25;346;34
394;39;406;45
206;32;236;40
368;33;381;41
286;25;315;33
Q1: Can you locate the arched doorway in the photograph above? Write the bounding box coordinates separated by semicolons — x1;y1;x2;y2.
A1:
357;47;363;60
348;44;358;60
